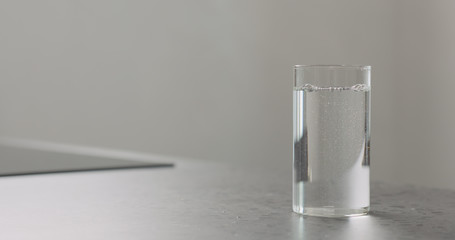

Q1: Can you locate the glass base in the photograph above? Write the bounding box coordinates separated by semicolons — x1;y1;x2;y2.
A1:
293;206;369;218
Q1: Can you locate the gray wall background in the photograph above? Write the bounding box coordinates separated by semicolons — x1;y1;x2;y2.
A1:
1;0;454;189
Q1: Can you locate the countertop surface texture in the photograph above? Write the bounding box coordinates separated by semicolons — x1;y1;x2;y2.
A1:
0;148;454;240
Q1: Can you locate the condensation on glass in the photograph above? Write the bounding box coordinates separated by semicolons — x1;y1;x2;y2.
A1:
293;65;371;217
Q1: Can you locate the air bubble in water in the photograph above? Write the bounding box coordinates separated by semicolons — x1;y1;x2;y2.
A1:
351;84;368;92
299;83;369;92
302;84;317;92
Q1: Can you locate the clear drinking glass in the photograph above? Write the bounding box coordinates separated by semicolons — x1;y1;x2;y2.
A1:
293;65;371;217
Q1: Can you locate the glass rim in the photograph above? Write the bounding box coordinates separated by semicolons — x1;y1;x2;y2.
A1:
294;64;371;70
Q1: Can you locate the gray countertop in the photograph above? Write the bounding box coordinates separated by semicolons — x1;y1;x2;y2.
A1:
0;157;454;239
